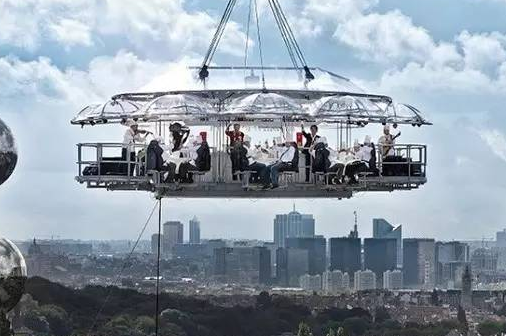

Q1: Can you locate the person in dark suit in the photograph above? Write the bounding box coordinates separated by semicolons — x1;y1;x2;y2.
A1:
301;124;320;182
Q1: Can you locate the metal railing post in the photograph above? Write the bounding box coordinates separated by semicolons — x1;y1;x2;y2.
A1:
97;144;103;184
407;144;411;186
77;144;82;177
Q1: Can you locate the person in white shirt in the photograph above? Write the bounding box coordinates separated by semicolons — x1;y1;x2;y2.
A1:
178;136;203;183
122;121;152;175
122;121;151;154
378;125;400;158
263;140;298;189
328;147;346;184
346;137;374;183
243;136;267;183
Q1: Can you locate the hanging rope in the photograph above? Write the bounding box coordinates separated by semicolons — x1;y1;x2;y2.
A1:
87;201;159;336
268;0;314;81
243;0;253;70
267;0;299;69
253;0;266;89
155;198;162;336
199;0;238;81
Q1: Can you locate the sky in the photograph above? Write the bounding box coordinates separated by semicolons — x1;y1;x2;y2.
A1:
1;0;506;242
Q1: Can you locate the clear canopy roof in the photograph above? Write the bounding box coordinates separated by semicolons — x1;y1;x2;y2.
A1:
130;94;217;122
71;66;430;127
223;92;308;119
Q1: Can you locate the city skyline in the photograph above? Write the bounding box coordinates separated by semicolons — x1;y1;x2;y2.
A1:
3;1;506;243
8;207;503;243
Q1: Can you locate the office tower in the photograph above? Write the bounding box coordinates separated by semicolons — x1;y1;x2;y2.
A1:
163;221;184;256
273;206;315;247
151;234;162;255
435;241;470;288
495;230;506;271
403;239;436;289
189;216;201;244
285;237;326;275
205;239;227;257
300;274;322;292
323;270;350;294
213;246;271;285
461;265;472;310
383;270;403;290
497;229;506;248
373;218;402;267
276;247;309;287
263;242;277;277
354;270;376;291
364;238;397;285
329;238;361;276
471;248;498;273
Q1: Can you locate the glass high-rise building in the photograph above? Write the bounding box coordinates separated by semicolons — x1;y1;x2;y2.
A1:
285;237;326;275
403;238;436;289
213;246;271;285
151;233;162;255
276;247;309;287
435;241;469;288
273;206;315;247
373;218;402;267
364;238;397;285
189;216;201;244
163;221;184;256
329;237;361;276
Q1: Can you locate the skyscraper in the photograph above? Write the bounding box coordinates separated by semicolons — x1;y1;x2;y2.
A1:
364;238;397;285
403;238;436;289
151;233;162;255
285;237;326;275
276;247;309;287
189;216;201;244
497;229;506;248
163;221;184;256
273;206;315;247
329;237;361;275
373;218;402;267
435;241;469;288
213;246;271;285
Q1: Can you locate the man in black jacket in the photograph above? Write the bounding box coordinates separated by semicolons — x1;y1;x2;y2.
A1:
301;124;320;182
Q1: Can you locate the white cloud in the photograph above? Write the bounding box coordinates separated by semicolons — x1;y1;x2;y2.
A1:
334;10;435;63
0;0;248;58
476;128;506;162
48;19;93;48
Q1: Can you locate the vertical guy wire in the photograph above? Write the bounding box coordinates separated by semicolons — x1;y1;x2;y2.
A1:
155;198;162;336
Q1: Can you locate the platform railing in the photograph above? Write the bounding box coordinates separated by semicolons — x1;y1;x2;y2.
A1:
76;143;149;186
377;143;427;176
76;142;427;190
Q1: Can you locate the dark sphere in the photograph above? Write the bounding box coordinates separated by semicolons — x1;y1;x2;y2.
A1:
0;118;17;186
0;238;26;313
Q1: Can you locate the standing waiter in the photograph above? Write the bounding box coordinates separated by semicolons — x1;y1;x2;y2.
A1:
301;124;320;182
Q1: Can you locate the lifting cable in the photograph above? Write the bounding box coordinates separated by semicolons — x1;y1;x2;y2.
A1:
243;0;253;70
200;0;238;81
155;198;162;336
87;201;159;336
199;0;313;82
267;0;299;69
268;0;314;81
253;0;266;89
